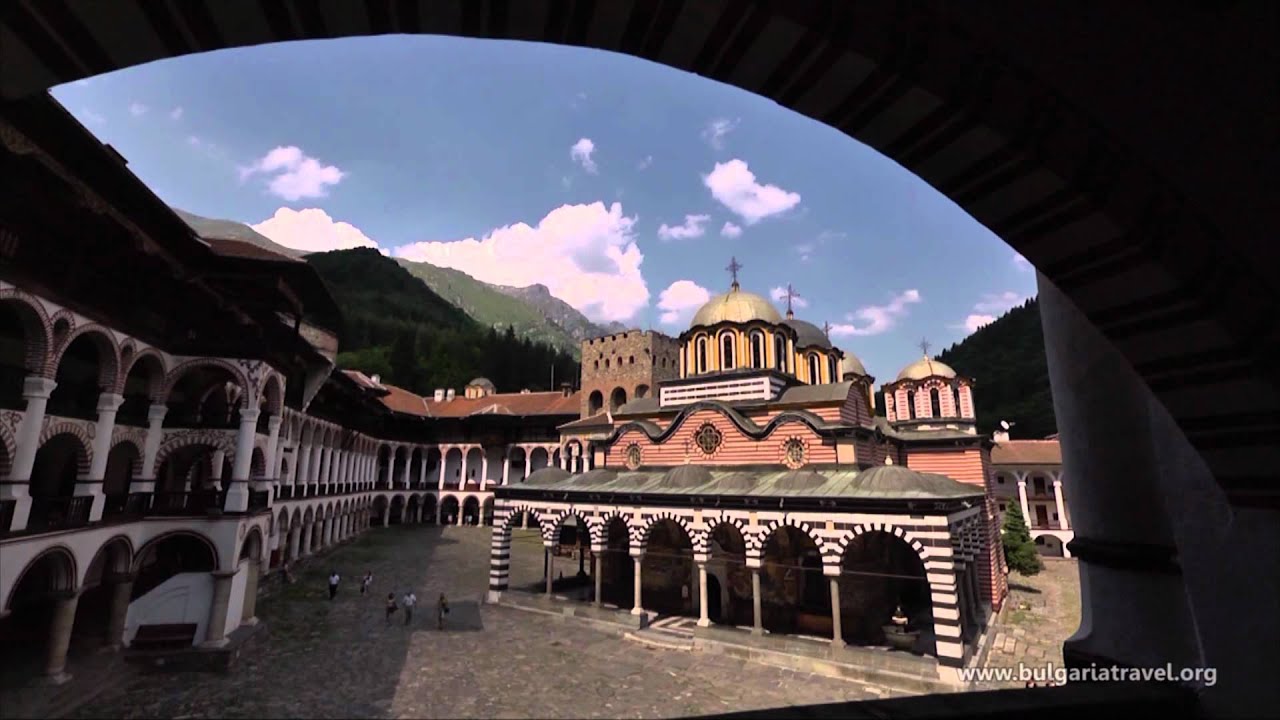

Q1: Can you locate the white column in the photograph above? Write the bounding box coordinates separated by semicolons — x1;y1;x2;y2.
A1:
225;407;259;512
697;561;710;627
1016;473;1031;525
418;450;428;488
460;448;469;486
136;403;168;490
43;592;80;683
308;444;323;490
501;448;511;486
1053;477;1070;530
829;574;845;648
3;377;57;530
295;441;312;495
631;551;644;615
524;448;532;479
203;571;235;647
399;448;411;488
751;567;763;635
81;392;124;521
480;449;489;491
437;446;448;490
208;450;225;490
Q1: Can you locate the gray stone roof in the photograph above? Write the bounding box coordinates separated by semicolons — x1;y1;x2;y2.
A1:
785;318;833;350
615;382;851;417
520;464;980;500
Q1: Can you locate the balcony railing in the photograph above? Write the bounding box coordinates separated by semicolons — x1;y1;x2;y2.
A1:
26;496;93;532
103;492;153;518
248;490;270;511
150;490;224;516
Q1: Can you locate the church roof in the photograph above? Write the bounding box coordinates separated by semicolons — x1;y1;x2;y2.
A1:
371;382;580;418
614;381;853;416
991;440;1062;465
518;464;981;501
690;286;783;328
896;356;958;382
785;318;833;350
840;351;870;378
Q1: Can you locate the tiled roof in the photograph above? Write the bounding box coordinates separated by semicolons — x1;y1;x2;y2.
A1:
615;381;851;416
204;237;301;263
372;382;581;418
559;411;613;430
991;440;1062;466
341;370;386;391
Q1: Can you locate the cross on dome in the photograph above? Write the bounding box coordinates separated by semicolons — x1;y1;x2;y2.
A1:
783;283;801;319
726;256;743;290
918;338;932;357
823;321;831;338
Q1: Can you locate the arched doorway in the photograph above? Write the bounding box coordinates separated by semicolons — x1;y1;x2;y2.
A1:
132;533;217;602
0;298;47;411
481;498;494;526
421;494;438;525
707;522;751;627
600;517;633;610
388;495;405;525
0;548;78;685
461;496;480;526
48;331;115;421
101;441;141;517
706;575;723;624
760;526;828;638
838;531;934;653
405;494;420;524
641;520;695;617
439;496;459;526
28;432;90;531
70;536;133;651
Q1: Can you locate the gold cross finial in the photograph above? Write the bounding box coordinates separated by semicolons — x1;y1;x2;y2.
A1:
726;256;743;290
919;338;932;357
784;283;800;318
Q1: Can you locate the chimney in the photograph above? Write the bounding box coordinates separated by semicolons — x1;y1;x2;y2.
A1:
993;430;1010;443
560;382;573;397
446;388;456;401
370;374;381;385
433;389;445;402
520;388;531;394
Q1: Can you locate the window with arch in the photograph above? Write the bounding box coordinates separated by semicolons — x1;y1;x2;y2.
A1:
593;360;599;370
774;333;787;372
906;389;917;419
696;336;708;374
750;331;765;369
605;359;610;369
828;354;839;383
930;387;942;417
629;355;635;364
720;332;736;370
952;380;962;415
807;353;820;384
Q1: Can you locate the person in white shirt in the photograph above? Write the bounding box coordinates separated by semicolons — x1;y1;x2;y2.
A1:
328;571;340;600
401;591;417;625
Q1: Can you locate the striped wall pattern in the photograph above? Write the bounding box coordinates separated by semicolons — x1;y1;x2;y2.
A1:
2;1;1269;507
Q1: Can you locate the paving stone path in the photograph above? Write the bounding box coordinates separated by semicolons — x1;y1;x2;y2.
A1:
979;559;1081;688
71;526;885;719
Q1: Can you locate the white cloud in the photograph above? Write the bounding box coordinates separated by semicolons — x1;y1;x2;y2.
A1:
795;243;815;261
1013;252;1033;272
170;106;184;120
129;102;148;117
770;286;809;309
251;208;380;253
239;146;345;202
951;291;1025;335
720;221;742;238
657;280;712;326
701;118;739;150
570;138;598;174
186;135;225;159
637;155;653;171
657;214;711;241
394;202;648;323
703;159;801;225
82;109;105;125
829;290;922;337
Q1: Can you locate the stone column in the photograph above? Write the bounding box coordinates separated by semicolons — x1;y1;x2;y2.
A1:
43;591;80;683
241;561;261;625
208;450;225;491
631;551;644;615
382;505;390;527
480;450;489;491
545;544;555;595
104;573;135;648
309;444;323;491
301;522;312;556
295;442;312;497
400;450;411;488
751;568;763;635
134;403;168;495
524;450;532;480
203;571;236;647
418;453;428;489
459;450;469;487
697;560;711;627
593;550;603;607
1016;474;1031;526
81;392;124;521
501;449;510;486
1053;478;1070;529
3;377;57;530
1038;272;1201;672
829;574;845;648
224;407;259;511
262;415;282;491
437;447;448;490
288;525;301;560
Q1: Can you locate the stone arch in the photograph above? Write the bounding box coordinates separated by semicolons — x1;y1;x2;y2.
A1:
250;447;267;479
50;324;122;392
702;515;750;555
836;522;931;567
0;289;53;376
609;386;627;412
758;517;833;567
639;511;695;551
161;358;252;408
259;373;285;416
501;503;549;534
239;527;265;565
117;348;168;398
587;390;603;415
35;424;92;477
594;509;640;549
82;534;134;586
132;530;219;575
551;509;594;545
153;431;236;471
4;545;77;611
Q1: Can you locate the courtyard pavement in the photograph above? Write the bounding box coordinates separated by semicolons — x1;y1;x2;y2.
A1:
978;558;1081;688
70;525;887;719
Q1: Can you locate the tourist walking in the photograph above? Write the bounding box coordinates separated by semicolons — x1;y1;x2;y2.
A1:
328;571;340;600
385;593;398;625
437;593;450;630
402;590;417;626
361;570;373;596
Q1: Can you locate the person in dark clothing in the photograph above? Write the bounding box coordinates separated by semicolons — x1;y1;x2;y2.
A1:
328;571;340;600
437;593;449;630
385;593;398;625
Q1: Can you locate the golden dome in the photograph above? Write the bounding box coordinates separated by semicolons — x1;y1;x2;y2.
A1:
896;356;957;382
689;286;783;328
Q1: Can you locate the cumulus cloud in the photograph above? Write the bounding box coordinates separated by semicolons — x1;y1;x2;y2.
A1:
129;102;148;117
570;138;598;174
829;290;922;337
703;159;801;225
720;221;742;238
657;214;711;241
1013;252;1033;272
658;280;712;326
637;155;653;171
239;146;345;202
952;291;1025;335
770;286;809;309
395;202;648;323
170;106;183;120
251;208;380;253
701;118;739;150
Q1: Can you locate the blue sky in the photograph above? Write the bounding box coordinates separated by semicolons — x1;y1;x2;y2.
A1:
51;35;1035;382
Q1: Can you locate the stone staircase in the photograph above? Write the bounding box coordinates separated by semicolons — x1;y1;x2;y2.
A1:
623;615;697;652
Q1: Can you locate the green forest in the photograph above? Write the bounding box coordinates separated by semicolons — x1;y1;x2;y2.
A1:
935;297;1057;439
306;248;580;396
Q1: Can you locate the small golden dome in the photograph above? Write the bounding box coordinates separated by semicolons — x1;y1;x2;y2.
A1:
690;286;783;328
896;356;957;382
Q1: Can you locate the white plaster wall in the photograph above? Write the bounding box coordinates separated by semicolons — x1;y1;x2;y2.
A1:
224;562;249;636
124;571;213;646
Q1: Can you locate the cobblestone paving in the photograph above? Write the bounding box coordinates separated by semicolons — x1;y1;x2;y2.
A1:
979;559;1081;688
71;526;883;719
